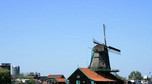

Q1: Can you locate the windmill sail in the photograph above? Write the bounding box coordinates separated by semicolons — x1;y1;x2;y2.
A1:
93;39;101;45
108;46;121;52
103;24;107;46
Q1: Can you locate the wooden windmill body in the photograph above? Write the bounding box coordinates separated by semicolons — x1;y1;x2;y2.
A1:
89;24;120;72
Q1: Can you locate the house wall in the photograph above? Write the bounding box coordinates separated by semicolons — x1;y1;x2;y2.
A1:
58;82;66;84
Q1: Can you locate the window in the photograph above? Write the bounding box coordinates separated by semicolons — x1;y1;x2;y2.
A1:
66;80;69;84
77;75;80;78
50;79;54;83
91;81;94;84
83;81;85;83
76;80;80;84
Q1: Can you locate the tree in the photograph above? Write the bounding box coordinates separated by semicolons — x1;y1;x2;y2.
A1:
129;71;142;80
13;73;33;79
17;73;24;79
28;72;35;76
115;74;126;81
0;68;11;84
29;80;36;84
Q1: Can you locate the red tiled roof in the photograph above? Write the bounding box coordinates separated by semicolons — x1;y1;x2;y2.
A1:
56;78;66;82
47;75;64;79
79;68;116;82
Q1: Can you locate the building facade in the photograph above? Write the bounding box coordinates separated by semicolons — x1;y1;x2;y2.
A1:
0;63;11;71
12;66;20;75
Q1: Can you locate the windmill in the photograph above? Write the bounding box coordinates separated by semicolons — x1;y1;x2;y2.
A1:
89;24;121;72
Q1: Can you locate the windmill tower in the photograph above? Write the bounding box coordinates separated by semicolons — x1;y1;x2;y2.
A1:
89;24;121;72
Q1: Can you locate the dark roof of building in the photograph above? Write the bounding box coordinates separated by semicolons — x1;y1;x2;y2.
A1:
56;78;66;82
47;75;66;83
79;68;116;82
47;75;65;79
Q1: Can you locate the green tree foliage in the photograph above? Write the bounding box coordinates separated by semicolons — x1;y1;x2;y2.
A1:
115;74;126;81
0;68;11;84
129;71;142;80
13;73;24;79
29;80;36;84
24;75;33;79
28;72;35;76
17;73;24;79
13;73;33;79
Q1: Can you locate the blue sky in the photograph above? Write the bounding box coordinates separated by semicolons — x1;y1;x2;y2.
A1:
0;0;152;78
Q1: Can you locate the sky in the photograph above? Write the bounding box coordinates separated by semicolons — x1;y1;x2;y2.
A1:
0;0;152;78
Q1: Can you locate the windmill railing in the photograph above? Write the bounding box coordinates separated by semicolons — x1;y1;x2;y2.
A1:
90;68;119;72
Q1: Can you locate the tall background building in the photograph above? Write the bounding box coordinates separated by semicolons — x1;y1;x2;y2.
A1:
0;63;11;71
12;66;20;75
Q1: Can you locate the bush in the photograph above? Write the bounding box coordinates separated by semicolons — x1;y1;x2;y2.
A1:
0;68;11;84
